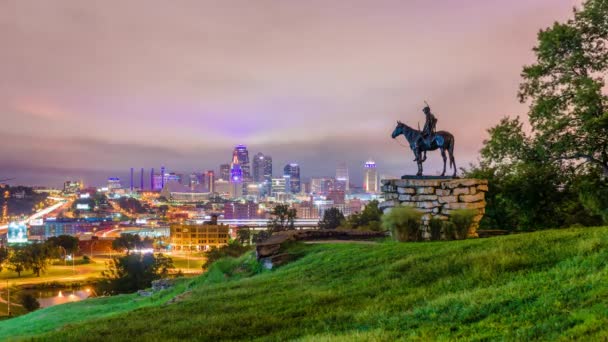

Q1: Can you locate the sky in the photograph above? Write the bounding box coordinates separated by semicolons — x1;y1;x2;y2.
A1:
0;0;581;188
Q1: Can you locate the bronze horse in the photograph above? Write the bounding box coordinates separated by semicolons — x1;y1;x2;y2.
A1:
391;121;456;177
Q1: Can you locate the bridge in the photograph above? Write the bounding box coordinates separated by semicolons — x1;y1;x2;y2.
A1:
216;218;319;229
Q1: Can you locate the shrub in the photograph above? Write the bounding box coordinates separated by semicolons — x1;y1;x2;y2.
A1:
449;209;477;240
442;221;457;240
381;206;423;242
202;240;251;270
18;293;40;312
429;217;443;241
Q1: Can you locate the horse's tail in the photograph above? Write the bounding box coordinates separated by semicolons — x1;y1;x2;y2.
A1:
449;136;456;172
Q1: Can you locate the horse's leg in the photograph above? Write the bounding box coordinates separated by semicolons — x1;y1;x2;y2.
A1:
417;152;423;176
449;139;456;177
421;151;427;162
440;148;447;176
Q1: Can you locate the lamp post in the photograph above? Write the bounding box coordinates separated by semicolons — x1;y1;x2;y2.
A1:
6;280;10;317
58;246;67;266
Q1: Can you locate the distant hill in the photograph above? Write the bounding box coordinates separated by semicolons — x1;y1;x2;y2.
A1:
2;227;608;340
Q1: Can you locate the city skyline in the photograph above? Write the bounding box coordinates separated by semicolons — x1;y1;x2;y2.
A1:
0;1;579;187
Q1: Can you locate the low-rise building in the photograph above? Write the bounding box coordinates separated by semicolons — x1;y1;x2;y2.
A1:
170;222;229;251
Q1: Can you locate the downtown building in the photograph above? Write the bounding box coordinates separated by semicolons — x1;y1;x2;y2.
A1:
252;152;272;196
363;160;378;193
336;162;349;192
283;163;301;194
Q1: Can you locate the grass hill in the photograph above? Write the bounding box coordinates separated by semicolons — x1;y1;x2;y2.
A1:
1;227;608;341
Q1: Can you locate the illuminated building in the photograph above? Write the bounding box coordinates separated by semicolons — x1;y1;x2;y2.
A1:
283;163;301;194
205;170;215;193
271;177;287;196
336;162;349;192
223;201;259;219
327;190;345;205
63;181;82;194
293;200;318;219
189;173;201;190
363;160;378;193
170;222;230;251
107;177;122;191
252;152;272;196
153;173;181;191
234;145;251;181
214;179;231;197
160;181;210;202
220;164;230;180
229;151;244;198
311;178;334;195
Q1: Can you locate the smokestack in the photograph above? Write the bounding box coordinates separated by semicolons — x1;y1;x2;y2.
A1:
151;168;155;190
160;166;165;189
140;168;144;190
130;168;134;192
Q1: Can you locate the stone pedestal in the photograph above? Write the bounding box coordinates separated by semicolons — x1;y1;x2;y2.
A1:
380;178;488;239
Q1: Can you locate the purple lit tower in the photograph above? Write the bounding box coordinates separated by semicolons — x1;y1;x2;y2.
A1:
130;168;134;192
230;152;243;198
230;152;242;183
150;168;155;190
160;166;166;188
140;168;144;190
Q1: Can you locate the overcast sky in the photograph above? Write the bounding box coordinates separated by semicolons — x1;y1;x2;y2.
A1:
0;0;580;187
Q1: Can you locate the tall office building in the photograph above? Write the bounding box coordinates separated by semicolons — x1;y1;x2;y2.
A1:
230;151;243;198
220;164;231;180
283;163;301;194
252;153;272;196
363;160;378;193
336;162;349;192
108;177;122;191
205;170;215;193
234;145;251;181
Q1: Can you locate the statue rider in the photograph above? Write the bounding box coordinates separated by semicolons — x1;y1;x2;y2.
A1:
415;103;438;162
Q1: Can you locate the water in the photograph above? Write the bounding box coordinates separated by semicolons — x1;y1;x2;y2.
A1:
20;288;92;308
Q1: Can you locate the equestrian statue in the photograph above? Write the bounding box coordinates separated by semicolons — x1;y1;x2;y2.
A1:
391;103;456;177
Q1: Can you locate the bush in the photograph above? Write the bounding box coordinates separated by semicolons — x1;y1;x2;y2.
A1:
18;293;40;312
82;255;91;264
381;206;423;242
449;209;477;240
202;240;251;270
429;217;443;241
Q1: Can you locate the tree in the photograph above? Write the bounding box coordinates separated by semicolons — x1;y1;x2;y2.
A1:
345;200;383;230
467;0;608;229
112;233;144;254
518;0;608;178
267;204;296;233
319;208;345;230
0;245;8;272
25;242;51;277
99;253;174;294
18;293;40;312
8;246;28;277
236;227;252;245
46;235;79;259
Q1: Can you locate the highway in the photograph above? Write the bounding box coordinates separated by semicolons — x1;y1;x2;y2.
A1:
0;199;67;233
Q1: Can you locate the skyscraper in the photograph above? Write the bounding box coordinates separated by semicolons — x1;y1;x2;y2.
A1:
234;145;251;181
363;160;378;193
283;163;301;194
252;152;272;196
205;170;215;193
336;162;349;192
230;151;243;198
220;164;230;180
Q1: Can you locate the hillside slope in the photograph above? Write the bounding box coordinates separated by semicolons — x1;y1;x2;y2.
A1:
2;227;608;341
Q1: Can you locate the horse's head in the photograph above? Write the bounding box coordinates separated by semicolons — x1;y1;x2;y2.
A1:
392;121;405;139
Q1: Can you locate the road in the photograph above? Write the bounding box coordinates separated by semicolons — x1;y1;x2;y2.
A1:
0;199;68;233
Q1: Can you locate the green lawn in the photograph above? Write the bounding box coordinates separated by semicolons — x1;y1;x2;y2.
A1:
1;227;608;341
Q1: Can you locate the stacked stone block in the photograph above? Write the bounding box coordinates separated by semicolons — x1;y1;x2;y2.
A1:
380;178;488;239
